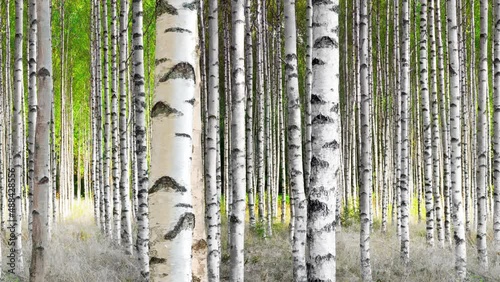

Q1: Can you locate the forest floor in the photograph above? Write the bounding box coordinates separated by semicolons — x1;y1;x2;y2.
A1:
220;215;500;282
3;200;500;281
2;200;141;282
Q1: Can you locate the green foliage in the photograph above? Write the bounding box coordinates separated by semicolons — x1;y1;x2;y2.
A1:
341;203;360;228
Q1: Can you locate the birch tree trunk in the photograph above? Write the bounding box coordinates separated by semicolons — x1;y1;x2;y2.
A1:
205;0;223;276
29;0;52;278
306;0;339;279
229;0;247;279
13;0;25;271
284;0;306;279
446;0;467;278
419;0;435;247
27;0;38;241
400;0;411;265
359;0;373;279
256;0;265;224
149;1;198;280
476;0;489;268
494;0;500;262
132;0;149;278
207;0;221;277
111;0;121;245
119;0;133;255
303;0;312;195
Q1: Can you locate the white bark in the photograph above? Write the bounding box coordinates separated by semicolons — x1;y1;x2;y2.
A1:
359;0;373;280
229;0;247;279
119;0;133;255
207;0;221;277
149;1;198;280
132;0;149;278
494;0;500;261
446;0;467;278
400;0;410;265
284;0;306;280
476;0;489;268
29;0;52;278
306;0;339;280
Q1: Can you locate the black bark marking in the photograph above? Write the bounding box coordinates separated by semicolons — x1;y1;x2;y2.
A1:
311;156;329;168
159;62;196;82
165;27;191;33
313;36;337;49
164;212;195;240
175;203;193;208
38;67;50;78
185;98;195;105
151;101;183;118
312;114;334;124
39;176;49;184
312;0;333;5
175;133;191;139
149;176;187;194
322;140;339;149
311;94;326;104
308;199;330;215
150;257;167;264
157;1;178;16
312;58;325;65
182;1;197;10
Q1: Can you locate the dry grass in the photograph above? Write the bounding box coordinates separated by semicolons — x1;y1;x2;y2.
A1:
221;217;500;282
2;200;141;282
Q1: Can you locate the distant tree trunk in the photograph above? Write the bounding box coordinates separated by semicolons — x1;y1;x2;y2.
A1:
419;0;435;247
359;0;373;280
435;0;451;246
428;0;444;247
494;0;500;260
446;0;467;278
400;0;411;265
110;0;121;246
207;0;222;277
284;0;306;279
256;0;265;225
245;0;256;229
132;0;149;278
13;0;25;271
476;0;489;268
229;0;246;279
306;0;339;280
119;0;132;255
101;0;112;238
303;0;312;196
29;0;52;279
27;0;38;241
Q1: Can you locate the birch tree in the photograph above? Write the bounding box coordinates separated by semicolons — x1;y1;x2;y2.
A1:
493;0;500;262
446;0;467;278
132;0;149;278
29;0;53;279
119;0;133;255
284;0;306;279
306;0;339;280
149;0;198;280
476;0;489;268
207;0;221;276
359;0;373;279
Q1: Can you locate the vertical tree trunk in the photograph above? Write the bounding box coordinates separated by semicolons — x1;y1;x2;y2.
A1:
303;0;312;197
132;0;149;278
13;0;25;271
494;0;500;261
207;0;221;277
284;0;306;279
229;0;246;278
245;0;255;229
256;0;265;225
494;0;500;262
359;0;373;280
306;0;339;280
476;0;489;268
29;0;52;279
419;0;435;247
111;0;121;245
446;0;467;278
119;0;133;255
